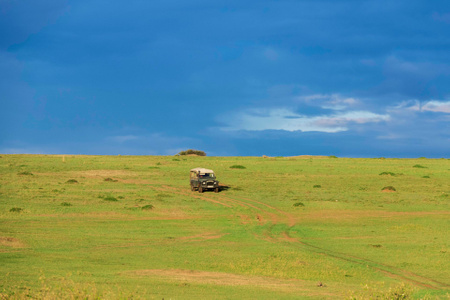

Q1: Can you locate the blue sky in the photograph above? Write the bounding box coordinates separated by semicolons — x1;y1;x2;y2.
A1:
1;0;450;157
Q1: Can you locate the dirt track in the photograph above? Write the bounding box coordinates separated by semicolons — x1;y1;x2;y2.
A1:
125;269;336;296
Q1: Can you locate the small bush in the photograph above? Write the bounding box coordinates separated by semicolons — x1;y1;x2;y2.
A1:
422;175;430;178
379;171;396;176
104;177;117;182
382;186;396;192
18;171;33;176
177;149;206;156
313;184;321;188
172;158;180;161
104;196;118;202
230;165;246;169
413;164;427;168
141;204;154;210
61;202;72;206
10;207;23;212
66;179;78;184
328;155;338;158
293;202;305;207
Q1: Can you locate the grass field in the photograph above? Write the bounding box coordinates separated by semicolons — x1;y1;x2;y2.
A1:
0;154;449;299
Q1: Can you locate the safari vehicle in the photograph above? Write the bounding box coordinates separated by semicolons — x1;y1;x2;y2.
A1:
190;167;220;193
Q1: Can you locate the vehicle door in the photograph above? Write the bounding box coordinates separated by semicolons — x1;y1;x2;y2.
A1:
190;171;199;186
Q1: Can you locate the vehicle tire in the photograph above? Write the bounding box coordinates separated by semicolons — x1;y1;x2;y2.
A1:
214;187;219;193
190;184;194;191
199;186;203;193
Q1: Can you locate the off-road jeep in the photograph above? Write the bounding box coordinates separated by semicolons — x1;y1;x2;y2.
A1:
190;167;219;193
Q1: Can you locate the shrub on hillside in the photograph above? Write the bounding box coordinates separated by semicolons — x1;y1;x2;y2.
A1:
104;196;118;202
230;165;246;169
141;204;154;210
413;164;427;168
104;177;118;182
177;149;206;156
379;171;397;176
381;186;396;192
18;171;33;176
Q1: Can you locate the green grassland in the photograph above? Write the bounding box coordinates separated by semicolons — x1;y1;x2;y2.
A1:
0;154;449;299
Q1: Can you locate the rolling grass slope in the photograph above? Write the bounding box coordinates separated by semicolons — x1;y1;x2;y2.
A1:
0;154;449;299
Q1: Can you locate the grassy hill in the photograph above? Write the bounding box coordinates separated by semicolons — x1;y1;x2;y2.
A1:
0;155;449;299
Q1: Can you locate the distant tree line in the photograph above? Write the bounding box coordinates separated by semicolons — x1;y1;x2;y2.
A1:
177;149;206;156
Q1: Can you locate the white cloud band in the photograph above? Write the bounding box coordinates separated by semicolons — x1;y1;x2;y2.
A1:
220;108;389;133
393;100;450;114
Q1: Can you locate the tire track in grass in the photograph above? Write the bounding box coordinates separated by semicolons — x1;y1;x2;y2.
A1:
154;185;233;208
194;191;448;290
232;195;296;227
160;185;279;225
159;185;285;244
215;194;280;225
153;185;449;290
226;193;448;290
281;230;449;290
215;194;292;242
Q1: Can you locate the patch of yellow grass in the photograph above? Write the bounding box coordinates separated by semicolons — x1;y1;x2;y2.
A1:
0;237;27;248
125;269;338;296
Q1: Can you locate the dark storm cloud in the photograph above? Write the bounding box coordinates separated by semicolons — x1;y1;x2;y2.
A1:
1;0;450;157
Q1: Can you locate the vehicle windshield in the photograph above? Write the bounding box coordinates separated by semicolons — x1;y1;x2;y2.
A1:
199;173;215;178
